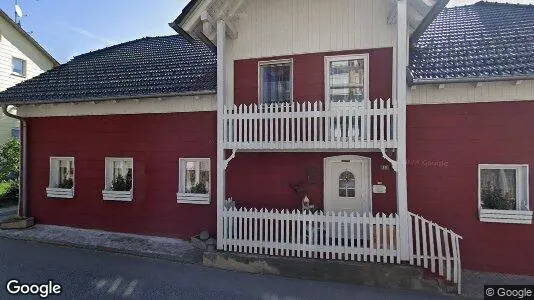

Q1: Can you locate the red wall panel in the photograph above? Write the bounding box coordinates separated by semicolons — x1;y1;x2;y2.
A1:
26;112;217;239
407;101;534;275
226;152;397;214
234;48;393;105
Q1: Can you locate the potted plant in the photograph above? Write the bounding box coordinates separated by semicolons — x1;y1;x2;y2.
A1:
103;169;133;201
46;176;74;198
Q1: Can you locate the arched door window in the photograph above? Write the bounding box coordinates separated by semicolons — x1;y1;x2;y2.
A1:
339;171;355;197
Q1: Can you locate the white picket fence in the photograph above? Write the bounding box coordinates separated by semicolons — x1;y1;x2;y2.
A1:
222;99;398;150
221;207;401;264
221;207;463;293
409;212;463;293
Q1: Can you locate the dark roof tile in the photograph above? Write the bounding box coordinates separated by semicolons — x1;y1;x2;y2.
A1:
0;34;216;104
410;1;534;83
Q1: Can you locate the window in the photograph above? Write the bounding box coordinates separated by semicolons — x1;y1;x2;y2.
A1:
46;157;75;198
11;127;20;139
12;57;26;77
339;171;355;197
178;158;210;204
259;59;293;104
325;54;369;105
103;158;133;201
478;164;532;224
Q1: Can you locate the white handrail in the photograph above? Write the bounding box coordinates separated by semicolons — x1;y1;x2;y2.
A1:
408;212;462;294
222;99;398;149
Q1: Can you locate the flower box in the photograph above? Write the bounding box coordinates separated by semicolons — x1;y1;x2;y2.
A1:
102;190;132;202
479;208;533;224
46;187;74;199
177;193;210;205
1;216;35;229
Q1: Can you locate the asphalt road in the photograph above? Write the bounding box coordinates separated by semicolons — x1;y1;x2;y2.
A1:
0;238;456;300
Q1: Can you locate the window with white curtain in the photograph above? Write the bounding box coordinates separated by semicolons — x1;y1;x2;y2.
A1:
177;158;210;204
49;157;75;189
259;59;293;104
478;164;532;224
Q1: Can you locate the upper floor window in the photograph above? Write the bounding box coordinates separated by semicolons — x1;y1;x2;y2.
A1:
325;54;369;105
478;164;532;224
259;59;293;104
12;57;26;77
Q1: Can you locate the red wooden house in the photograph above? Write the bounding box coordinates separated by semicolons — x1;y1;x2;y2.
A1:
1;0;533;293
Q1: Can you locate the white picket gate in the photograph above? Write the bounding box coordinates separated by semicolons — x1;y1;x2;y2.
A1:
409;212;463;293
221;207;400;264
222;99;398;150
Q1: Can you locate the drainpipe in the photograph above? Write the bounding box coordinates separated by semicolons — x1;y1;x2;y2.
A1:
2;105;27;218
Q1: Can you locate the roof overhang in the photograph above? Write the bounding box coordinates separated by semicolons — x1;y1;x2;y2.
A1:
0;90;216;107
411;75;534;86
170;0;449;44
0;9;59;66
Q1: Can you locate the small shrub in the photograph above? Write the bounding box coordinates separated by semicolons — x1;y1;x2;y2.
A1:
111;170;132;191
0;180;19;207
190;182;207;194
0;139;20;182
481;187;515;210
58;178;74;189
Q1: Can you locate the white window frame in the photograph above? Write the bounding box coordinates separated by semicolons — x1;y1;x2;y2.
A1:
258;59;294;105
46;157;75;199
478;164;532;224
11;57;26;77
177;158;211;205
102;157;133;202
324;54;369;108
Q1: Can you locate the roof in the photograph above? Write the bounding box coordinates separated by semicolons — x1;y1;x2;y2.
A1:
0;34;217;105
0;9;59;67
410;1;534;84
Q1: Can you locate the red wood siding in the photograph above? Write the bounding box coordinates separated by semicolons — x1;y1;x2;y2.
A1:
407;101;534;275
227;152;397;214
26;112;217;239
234;48;393;105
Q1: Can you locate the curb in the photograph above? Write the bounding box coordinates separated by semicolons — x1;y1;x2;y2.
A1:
0;233;203;265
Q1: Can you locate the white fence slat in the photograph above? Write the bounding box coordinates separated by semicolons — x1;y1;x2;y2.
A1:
422;219;428;268
415;215;421;266
435;222;444;277
429;222;436;273
444;230;452;281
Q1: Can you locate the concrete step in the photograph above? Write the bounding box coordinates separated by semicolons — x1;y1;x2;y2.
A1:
204;251;457;295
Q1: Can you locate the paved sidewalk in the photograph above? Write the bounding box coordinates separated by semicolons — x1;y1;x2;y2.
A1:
0;224;203;264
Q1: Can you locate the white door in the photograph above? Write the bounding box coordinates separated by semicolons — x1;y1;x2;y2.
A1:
324;156;371;214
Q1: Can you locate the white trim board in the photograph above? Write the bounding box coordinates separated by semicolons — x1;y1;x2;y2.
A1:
16;94;216;117
408;80;534;105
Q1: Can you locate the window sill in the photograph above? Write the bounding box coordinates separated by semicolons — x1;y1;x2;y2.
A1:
10;72;26;78
46;187;74;199
177;193;210;205
102;190;132;202
479;208;533;224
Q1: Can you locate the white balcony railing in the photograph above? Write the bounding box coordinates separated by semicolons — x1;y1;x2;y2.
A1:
222;99;398;150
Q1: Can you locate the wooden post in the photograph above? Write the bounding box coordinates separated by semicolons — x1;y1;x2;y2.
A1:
216;20;226;250
396;0;410;261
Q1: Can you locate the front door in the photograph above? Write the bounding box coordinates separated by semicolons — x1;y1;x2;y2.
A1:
324;155;371;214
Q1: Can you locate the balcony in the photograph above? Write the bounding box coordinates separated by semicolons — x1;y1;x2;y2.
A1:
222;99;398;150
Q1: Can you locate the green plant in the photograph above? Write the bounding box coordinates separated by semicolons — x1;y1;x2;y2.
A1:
111;169;132;192
58;177;74;189
0;139;20;182
190;182;207;194
481;187;515;210
0;180;19;207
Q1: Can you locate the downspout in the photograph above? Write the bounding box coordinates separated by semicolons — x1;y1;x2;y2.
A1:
2;105;27;218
